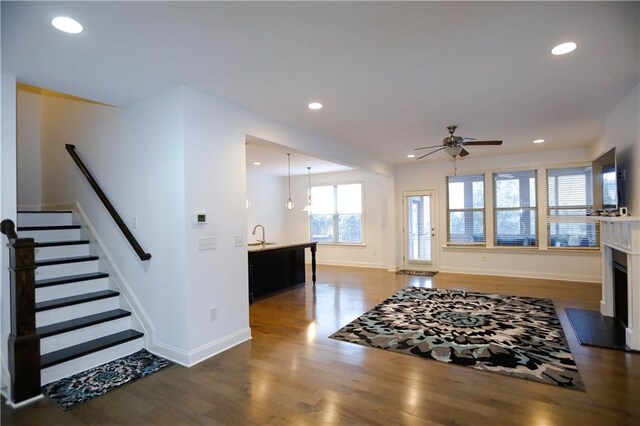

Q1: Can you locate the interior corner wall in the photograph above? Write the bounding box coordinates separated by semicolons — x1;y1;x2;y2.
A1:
16;89;42;207
36;88;190;354
0;73;17;397
246;170;287;242
287;169;391;269
592;82;640;215
395;147;602;283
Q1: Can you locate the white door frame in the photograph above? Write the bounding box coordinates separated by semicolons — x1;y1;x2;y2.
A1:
402;190;438;271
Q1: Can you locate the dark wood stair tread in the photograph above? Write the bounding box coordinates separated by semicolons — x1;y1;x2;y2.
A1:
36;255;99;267
41;329;143;369
36;272;109;288
37;309;131;338
35;240;90;248
36;290;120;312
17;225;81;231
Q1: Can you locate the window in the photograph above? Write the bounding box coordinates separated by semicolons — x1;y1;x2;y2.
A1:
310;182;363;243
494;170;537;247
547;166;599;248
447;175;485;244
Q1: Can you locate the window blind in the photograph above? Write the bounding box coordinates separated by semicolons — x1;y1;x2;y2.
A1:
447;174;485;244
493;170;538;247
547;167;599;248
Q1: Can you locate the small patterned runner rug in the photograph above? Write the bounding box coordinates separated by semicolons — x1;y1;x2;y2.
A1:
43;349;173;410
395;269;438;276
330;287;584;390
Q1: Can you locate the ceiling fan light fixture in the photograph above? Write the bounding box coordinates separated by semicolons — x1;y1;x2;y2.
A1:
445;146;463;157
551;42;577;56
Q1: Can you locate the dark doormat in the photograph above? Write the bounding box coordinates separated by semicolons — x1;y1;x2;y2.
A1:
565;308;636;352
42;349;172;410
395;269;438;276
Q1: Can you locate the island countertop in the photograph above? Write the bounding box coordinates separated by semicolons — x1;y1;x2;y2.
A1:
247;241;317;253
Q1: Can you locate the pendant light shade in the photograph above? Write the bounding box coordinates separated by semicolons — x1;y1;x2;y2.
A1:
286;153;294;210
303;167;312;212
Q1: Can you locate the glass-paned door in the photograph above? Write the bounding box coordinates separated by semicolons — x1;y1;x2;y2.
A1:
404;192;435;268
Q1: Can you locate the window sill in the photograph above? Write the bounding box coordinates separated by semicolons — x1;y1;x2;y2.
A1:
316;242;366;247
443;245;600;254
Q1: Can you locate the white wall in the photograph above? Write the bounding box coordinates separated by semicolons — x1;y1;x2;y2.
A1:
16;89;42;207
246;170;287;242
288;169;393;269
591;82;640;215
396;147;602;282
38;89;190;356
0;74;17;398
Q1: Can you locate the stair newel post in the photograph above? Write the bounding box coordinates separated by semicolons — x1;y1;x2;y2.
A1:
1;219;41;403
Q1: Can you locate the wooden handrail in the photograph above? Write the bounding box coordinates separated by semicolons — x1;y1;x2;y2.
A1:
1;219;41;404
65;144;152;261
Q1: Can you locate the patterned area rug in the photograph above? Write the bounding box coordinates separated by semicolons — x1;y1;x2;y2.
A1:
330;287;584;390
395;269;438;276
43;349;172;410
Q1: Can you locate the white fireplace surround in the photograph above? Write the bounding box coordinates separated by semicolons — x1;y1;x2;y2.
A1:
599;217;640;350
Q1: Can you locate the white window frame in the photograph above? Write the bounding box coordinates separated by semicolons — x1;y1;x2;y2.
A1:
446;174;486;246
493;169;539;248
309;181;365;245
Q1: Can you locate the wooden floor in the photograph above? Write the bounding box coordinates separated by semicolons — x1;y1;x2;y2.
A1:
3;265;640;425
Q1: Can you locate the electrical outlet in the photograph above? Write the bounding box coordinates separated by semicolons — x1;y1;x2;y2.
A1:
131;216;138;229
210;306;217;321
198;236;216;251
234;234;244;247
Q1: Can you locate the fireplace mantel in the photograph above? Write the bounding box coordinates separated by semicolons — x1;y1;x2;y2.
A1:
599;216;640;350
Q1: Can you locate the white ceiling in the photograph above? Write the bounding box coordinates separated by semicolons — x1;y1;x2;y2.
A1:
246;142;352;177
3;2;639;165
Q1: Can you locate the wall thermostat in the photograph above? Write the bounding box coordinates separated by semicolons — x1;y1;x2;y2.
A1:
193;211;206;225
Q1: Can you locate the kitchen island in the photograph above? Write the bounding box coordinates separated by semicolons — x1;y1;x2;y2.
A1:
248;241;317;304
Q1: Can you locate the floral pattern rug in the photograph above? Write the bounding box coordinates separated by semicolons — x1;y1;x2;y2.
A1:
330;287;584;390
43;349;173;410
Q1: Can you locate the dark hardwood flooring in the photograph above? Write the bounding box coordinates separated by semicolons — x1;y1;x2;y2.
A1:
2;265;640;425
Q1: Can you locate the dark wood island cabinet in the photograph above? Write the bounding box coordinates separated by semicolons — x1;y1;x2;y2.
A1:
248;242;317;304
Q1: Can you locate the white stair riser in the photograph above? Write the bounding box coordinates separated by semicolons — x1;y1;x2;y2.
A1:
18;212;74;226
36;278;110;302
35;244;90;261
40;317;132;354
41;338;144;385
36;260;99;280
37;297;121;327
20;229;82;242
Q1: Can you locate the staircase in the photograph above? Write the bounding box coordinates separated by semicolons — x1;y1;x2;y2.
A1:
17;210;144;385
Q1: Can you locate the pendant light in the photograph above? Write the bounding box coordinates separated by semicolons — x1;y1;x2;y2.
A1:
286;153;294;210
303;167;312;212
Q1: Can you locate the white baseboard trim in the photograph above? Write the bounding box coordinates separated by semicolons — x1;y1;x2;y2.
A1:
438;266;600;283
306;259;388;270
4;394;44;409
387;265;398;272
187;327;252;367
148;327;252;367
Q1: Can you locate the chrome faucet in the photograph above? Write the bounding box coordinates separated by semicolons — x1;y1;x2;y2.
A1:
252;224;266;244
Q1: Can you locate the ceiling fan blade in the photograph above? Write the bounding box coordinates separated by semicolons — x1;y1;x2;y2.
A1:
413;144;444;151
462;140;503;146
459;148;470;157
417;146;446;159
462;137;476;141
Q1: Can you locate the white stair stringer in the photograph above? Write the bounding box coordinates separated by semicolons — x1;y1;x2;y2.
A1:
16;210;146;386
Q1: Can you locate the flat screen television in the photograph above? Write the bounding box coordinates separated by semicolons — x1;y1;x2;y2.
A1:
592;148;622;212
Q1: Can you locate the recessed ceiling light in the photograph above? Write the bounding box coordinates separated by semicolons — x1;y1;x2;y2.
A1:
51;16;83;34
533;139;545;144
253;162;261;165
308;102;323;110
407;154;416;158
551;42;577;56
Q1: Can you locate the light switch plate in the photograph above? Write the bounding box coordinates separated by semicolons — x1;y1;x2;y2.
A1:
198;236;216;251
234;234;244;247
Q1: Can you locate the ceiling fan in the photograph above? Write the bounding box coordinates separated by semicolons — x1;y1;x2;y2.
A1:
413;125;503;159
